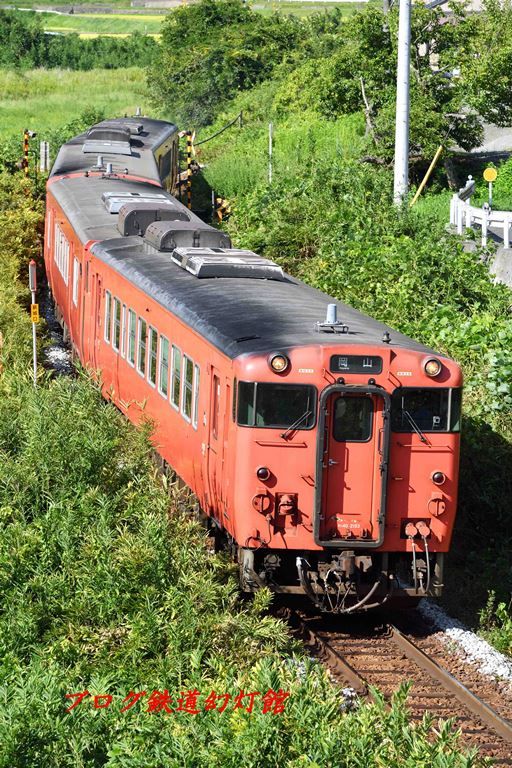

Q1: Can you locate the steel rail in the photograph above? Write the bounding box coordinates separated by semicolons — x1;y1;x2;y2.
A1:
388;624;512;746
285;609;512;755
282;610;368;696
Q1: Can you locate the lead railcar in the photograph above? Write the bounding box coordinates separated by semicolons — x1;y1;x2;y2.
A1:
44;117;462;613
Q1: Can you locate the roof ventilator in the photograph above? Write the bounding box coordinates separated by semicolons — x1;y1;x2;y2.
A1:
171;248;286;280
144;221;229;252
316;304;348;334
102;191;169;214
118;203;189;237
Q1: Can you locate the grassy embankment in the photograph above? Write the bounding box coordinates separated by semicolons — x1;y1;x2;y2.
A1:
0;169;482;763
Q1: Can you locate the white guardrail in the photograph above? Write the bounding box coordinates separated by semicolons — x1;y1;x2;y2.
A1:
450;193;512;248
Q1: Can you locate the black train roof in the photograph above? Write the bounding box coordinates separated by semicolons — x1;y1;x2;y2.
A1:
91;236;437;360
50;117;177;181
50;117;439;361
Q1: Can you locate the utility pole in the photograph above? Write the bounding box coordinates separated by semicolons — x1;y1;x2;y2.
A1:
393;0;411;205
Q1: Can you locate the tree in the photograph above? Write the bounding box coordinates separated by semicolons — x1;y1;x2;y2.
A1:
148;0;303;127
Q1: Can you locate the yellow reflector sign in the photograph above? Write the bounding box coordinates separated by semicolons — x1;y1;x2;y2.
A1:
483;167;497;182
31;304;40;323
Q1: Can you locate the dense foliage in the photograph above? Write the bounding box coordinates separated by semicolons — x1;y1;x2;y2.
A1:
149;0;303;126
0;174;483;765
151;0;512;160
0;10;157;70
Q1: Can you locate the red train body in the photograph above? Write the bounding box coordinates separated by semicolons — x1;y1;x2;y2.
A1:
44;117;462;613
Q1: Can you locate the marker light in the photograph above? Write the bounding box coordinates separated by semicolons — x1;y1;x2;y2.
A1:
424;358;442;377
257;467;271;481
432;471;446;485
269;353;290;373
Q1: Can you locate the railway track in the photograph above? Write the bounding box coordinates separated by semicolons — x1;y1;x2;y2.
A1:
285;610;512;765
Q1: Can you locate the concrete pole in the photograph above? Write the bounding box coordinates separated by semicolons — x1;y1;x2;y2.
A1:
393;0;411;205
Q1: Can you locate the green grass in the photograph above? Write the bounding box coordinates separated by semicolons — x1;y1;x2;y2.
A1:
252;0;363;17
0;68;147;139
40;11;166;37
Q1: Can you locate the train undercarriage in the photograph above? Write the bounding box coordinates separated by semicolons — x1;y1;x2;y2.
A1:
238;547;444;614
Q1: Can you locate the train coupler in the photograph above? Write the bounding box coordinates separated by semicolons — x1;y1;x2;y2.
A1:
295;556;394;614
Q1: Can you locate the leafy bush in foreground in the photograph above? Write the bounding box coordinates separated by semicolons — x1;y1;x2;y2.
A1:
0;373;483;767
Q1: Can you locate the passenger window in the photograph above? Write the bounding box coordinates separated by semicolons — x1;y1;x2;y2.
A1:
237;382;316;429
113;298;121;352
120;304;126;358
104;291;112;343
391;388;460;433
127;309;136;365
137;318;147;376
148;327;157;386
171;346;182;409
182;356;194;420
72;258;80;307
193;364;200;429
333;396;373;442
158;335;169;397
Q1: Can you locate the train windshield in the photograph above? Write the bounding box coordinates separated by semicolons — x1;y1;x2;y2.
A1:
391;388;461;433
237;382;316;429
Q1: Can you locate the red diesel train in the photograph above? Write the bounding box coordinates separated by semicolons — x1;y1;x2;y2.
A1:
44;116;462;613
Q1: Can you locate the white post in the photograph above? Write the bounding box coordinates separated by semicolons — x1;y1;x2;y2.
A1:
481;214;488;247
393;0;411;205
457;204;464;235
450;195;457;226
268;122;273;185
39;141;50;172
504;217;510;250
465;201;472;228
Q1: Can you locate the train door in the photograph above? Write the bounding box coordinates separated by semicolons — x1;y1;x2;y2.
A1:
207;368;226;520
316;387;390;547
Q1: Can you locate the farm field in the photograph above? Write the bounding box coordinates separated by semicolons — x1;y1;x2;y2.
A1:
40;11;166;36
0;1;362;37
0;68;147;139
253;0;362;17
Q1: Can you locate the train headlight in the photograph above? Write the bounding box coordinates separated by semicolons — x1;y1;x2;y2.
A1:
424;358;442;377
269;353;290;373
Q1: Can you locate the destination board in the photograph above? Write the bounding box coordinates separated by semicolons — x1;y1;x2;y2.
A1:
329;355;383;374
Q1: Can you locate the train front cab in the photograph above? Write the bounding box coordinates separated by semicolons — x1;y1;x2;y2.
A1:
232;347;462;613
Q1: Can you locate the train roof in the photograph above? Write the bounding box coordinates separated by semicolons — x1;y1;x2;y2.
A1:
50;117;177;181
89;234;436;359
48;118;438;361
50;174;207;245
